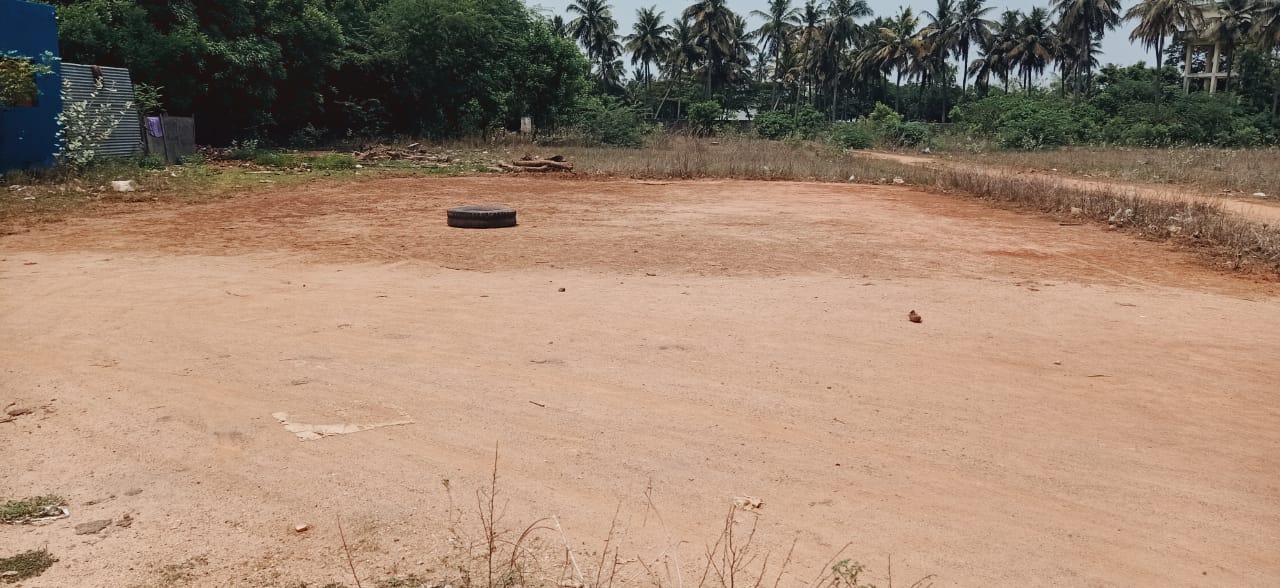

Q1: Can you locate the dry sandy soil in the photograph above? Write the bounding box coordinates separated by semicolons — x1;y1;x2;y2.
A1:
2;176;1278;587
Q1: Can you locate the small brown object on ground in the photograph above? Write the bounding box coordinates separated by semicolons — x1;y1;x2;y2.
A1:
909;310;922;323
5;406;33;417
74;519;112;535
293;523;310;533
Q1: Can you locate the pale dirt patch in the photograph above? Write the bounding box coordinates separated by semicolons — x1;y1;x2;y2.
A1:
1;177;1278;587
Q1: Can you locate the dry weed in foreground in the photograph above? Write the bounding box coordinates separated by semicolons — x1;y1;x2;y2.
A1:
359;447;934;588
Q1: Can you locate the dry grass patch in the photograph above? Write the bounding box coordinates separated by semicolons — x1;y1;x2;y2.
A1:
938;146;1280;197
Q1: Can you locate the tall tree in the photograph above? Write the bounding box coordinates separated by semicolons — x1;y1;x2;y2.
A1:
1254;0;1280;112
1124;0;1201;99
624;6;672;87
750;0;800;82
683;0;740;96
792;0;827;105
551;15;570;38
954;0;995;92
1205;0;1258;91
1009;7;1056;93
665;16;700;79
567;0;621;73
824;0;873;118
1052;0;1122;97
972;9;1023;93
863;6;920;110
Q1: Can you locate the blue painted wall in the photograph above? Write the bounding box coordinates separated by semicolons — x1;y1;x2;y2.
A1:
0;0;62;172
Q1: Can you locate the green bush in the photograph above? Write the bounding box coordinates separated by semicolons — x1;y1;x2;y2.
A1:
754;109;795;140
793;104;826;139
753;106;825;141
996;103;1077;149
310;153;357;170
829;122;874;149
867;102;904;136
573;96;650;147
252;151;296;167
861;102;930;147
950;95;1020;136
227;139;261;161
893;121;931;147
136;154;166;169
688;100;721;137
951;80;1276;148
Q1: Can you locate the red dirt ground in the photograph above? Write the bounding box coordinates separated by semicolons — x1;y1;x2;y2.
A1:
2;176;1278;587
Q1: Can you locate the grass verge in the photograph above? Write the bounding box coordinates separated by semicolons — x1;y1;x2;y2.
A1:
859;157;1280;274
934;146;1280;197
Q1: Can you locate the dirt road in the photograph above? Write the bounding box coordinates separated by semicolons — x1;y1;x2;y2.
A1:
856;150;1280;222
2;177;1278;587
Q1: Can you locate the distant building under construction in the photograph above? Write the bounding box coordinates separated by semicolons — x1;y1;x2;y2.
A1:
1180;2;1230;93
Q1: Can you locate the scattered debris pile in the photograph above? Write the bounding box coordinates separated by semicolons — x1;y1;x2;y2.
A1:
354;143;452;164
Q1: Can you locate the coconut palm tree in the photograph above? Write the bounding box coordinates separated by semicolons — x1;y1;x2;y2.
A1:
792;0;827;105
1052;0;1122;97
551;15;570;38
1255;0;1280;112
750;0;800;81
625;6;673;87
666;17;700;78
972;9;1022;93
827;0;873;52
1205;0;1258;91
921;0;960;118
954;0;995;92
1124;0;1201;99
596;57;626;93
1009;7;1056;93
567;0;621;72
824;0;873;118
863;6;920;110
1053;30;1101;96
683;0;740;96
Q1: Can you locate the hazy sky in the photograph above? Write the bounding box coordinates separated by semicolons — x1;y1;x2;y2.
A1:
535;0;1153;68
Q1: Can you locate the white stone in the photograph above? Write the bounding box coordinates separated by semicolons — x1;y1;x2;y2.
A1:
110;180;137;192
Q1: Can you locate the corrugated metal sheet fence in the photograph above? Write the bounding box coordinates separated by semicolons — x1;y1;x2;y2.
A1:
60;63;143;159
